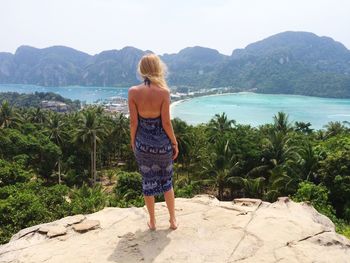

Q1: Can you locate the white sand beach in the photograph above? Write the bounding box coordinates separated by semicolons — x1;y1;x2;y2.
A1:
170;98;190;118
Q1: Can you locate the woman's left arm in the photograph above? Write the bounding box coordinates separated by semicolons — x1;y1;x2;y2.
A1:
128;87;138;151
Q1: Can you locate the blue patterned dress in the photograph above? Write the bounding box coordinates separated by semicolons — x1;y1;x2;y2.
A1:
134;114;174;196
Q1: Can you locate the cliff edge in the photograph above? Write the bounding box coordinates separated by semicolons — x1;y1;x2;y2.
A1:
1;195;349;263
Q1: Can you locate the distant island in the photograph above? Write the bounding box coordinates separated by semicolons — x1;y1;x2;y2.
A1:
1;31;350;98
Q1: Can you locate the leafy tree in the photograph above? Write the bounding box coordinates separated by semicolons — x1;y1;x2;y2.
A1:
318;148;350;221
0;180;72;244
292;181;338;223
0;159;33;187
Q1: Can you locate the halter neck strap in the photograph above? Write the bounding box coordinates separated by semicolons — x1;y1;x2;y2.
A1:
144;77;151;86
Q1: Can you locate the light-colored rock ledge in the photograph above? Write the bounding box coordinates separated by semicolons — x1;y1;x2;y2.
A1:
0;195;349;263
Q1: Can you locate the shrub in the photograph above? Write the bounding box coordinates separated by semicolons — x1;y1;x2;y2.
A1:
291;181;336;220
0;159;33;187
114;171;142;200
291;181;350;239
70;182;107;214
0;180;71;244
113;171;144;207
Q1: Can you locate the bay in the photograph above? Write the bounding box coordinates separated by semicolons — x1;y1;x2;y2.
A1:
0;84;129;103
2;84;350;130
171;92;350;130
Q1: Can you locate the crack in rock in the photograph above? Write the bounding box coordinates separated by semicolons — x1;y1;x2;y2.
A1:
286;230;332;246
272;230;333;262
227;200;263;262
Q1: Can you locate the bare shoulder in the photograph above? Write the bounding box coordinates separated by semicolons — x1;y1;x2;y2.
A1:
158;88;170;98
128;85;139;97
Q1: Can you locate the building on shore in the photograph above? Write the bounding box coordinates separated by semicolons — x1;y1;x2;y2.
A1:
40;100;69;112
101;96;129;115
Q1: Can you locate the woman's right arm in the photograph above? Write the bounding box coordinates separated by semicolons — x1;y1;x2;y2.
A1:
128;87;138;151
161;90;179;160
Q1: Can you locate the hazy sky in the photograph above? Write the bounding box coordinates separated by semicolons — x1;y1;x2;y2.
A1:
1;0;349;56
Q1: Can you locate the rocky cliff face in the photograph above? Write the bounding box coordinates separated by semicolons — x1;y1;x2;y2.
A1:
1;31;350;98
0;195;349;263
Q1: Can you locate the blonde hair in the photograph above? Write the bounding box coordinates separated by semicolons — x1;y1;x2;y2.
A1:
137;53;169;90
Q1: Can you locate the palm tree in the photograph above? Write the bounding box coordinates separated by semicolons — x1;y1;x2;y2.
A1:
265;164;300;202
202;137;238;200
294;121;314;134
324;121;347;137
0;100;21;129
315;129;327;141
28;107;47;124
258;129;301;200
227;158;270;199
172;118;192;175
102;112;129;166
73;107;106;185
45;112;67;184
342;120;350;129
112;112;129;159
228;176;266;198
273;111;293;134
263;130;300;165
297;142;324;183
207;112;235;142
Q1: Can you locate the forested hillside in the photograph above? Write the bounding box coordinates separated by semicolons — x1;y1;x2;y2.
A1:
1;100;350;244
1;31;350;97
0;91;81;110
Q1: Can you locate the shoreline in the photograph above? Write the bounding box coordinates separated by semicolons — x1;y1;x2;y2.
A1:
169;90;350;113
170;97;192;111
170;91;249;111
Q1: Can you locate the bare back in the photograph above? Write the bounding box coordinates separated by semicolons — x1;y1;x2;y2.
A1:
128;82;176;148
130;83;168;118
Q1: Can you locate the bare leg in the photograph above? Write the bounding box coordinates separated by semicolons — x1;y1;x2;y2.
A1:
144;195;156;229
164;188;177;229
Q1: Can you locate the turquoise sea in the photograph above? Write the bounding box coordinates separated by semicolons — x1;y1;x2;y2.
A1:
1;85;350;130
0;84;129;103
171;92;350;130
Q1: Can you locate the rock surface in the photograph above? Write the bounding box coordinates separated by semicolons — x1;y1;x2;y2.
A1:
43;225;67;238
72;220;100;232
0;195;349;263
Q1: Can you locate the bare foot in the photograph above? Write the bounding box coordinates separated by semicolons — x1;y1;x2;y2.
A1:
147;221;156;231
169;219;178;230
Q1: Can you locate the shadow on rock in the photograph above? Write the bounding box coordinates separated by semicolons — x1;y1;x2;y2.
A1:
108;228;172;263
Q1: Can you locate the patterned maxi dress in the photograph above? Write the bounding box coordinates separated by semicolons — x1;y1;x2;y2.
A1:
133;113;174;196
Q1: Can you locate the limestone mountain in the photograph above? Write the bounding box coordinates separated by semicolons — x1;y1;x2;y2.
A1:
214;31;350;97
1;31;350;98
162;46;227;87
0;45;90;86
83;46;146;86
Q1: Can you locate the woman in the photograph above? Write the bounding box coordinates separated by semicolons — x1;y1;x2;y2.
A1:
128;53;179;230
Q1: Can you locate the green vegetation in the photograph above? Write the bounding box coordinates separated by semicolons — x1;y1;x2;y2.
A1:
0;100;349;244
